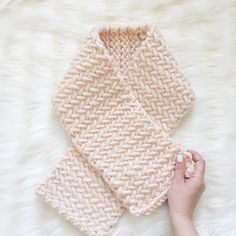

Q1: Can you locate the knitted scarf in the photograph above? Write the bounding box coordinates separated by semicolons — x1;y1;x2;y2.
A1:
37;25;195;236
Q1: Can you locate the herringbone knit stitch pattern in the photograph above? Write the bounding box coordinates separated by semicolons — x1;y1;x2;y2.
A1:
37;147;124;236
37;25;195;236
97;26;194;133
52;25;194;214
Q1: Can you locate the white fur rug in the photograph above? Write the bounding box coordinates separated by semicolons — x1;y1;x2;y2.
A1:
0;0;236;235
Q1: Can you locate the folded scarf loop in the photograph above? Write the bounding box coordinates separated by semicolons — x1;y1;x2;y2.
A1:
37;25;195;236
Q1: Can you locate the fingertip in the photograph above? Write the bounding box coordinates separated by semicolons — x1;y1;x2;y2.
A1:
175;154;187;167
172;154;187;183
174;155;186;170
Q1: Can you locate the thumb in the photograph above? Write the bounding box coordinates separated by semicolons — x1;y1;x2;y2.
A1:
173;154;186;183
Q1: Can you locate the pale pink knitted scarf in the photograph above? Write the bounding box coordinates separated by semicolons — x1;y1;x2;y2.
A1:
37;25;195;236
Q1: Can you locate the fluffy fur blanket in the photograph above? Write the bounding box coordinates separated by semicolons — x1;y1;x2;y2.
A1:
0;0;236;235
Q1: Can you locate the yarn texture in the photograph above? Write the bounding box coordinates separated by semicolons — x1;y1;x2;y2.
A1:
37;25;195;236
38;147;124;236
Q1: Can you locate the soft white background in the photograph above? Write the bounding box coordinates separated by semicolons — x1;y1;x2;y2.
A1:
0;0;236;235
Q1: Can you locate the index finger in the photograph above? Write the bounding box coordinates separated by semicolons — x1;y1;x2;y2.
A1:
188;149;205;178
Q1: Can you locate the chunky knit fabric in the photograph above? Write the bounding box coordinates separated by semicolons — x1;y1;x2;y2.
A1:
37;147;124;236
37;25;195;236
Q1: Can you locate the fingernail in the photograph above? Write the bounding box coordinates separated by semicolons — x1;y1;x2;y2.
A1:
176;155;183;162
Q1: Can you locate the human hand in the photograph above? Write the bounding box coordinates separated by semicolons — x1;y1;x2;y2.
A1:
167;150;206;236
